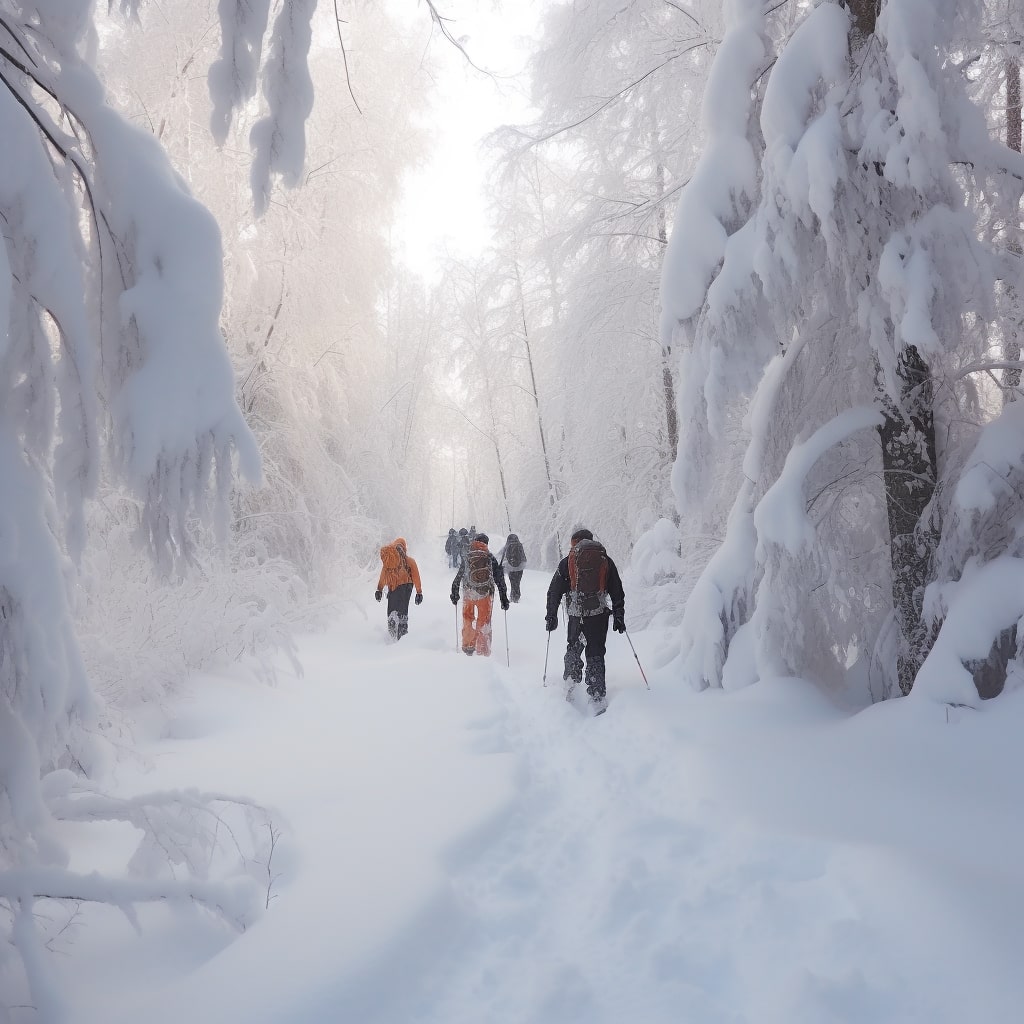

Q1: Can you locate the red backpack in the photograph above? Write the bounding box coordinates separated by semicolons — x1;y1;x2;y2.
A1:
569;539;608;595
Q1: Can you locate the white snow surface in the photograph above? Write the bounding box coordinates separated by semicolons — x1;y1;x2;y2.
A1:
58;555;1024;1023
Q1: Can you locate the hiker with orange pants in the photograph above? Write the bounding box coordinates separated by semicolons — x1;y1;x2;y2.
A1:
449;533;508;656
375;537;423;641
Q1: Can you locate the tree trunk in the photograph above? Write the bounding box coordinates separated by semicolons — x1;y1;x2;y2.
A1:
877;348;939;695
656;161;680;468
468;273;514;534
1005;32;1022;399
512;248;562;559
484;375;513;533
846;0;939;695
847;0;880;38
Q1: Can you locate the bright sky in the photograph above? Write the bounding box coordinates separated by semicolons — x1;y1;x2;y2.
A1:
392;0;546;279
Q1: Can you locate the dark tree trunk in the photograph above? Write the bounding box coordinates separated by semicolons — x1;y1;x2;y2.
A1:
878;347;939;695
847;0;881;38
656;162;680;468
845;0;940;695
1009;52;1021;155
1005;45;1022;398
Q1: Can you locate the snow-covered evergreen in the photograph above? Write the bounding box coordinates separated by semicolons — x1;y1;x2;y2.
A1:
661;0;1024;703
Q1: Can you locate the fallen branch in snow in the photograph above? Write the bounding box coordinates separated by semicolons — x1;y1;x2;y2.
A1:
264;821;283;909
1;778;269;1024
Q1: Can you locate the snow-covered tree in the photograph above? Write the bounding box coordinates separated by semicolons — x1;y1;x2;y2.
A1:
68;2;435;704
0;18;225;1024
0;0;358;1013
459;0;719;571
661;0;1024;703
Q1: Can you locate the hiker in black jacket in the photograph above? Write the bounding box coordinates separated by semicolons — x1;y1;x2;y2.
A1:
498;533;528;603
444;528;459;568
545;528;625;712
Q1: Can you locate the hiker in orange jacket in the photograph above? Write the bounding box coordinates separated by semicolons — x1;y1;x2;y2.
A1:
450;533;508;656
375;537;423;641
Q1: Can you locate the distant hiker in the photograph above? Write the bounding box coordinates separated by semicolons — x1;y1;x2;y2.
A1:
545;528;625;713
457;527;471;567
375;537;423;641
445;528;459;569
498;533;528;604
450;533;509;656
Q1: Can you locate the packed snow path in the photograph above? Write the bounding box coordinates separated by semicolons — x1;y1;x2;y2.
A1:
64;555;1024;1023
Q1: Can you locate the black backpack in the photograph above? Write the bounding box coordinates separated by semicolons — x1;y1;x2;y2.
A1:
504;535;525;568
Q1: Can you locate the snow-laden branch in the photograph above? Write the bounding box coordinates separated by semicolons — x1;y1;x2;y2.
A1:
249;0;316;215
658;0;765;345
915;557;1024;706
0;866;256;923
954;398;1024;514
755;406;884;555
209;0;272;143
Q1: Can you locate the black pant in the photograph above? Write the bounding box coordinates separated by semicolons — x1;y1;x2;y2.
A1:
564;611;609;697
508;570;523;602
387;583;413;639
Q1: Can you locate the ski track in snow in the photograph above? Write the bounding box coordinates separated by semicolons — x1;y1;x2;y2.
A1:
60;556;1024;1023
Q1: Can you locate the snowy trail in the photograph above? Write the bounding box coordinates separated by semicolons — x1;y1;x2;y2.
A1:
67;555;522;1023
62;553;1024;1023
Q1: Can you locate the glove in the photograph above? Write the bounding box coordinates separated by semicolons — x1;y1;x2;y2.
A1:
613;615;625;633
545;615;557;632
415;593;423;606
374;590;382;602
501;599;510;612
450;593;459;606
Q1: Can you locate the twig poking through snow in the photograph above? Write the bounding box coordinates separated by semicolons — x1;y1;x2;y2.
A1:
264;821;283;909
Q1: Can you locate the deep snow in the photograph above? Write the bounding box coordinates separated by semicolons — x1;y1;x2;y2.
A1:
55;551;1024;1023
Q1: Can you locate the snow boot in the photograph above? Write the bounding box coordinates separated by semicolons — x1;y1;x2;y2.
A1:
586;657;607;714
387;611;400;642
462;646;475;656
563;638;584;686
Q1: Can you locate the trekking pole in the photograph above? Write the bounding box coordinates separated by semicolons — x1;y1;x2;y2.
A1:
542;631;551;686
454;601;459;651
624;629;650;689
504;609;510;667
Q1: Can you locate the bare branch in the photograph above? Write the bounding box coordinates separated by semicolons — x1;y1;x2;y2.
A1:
422;0;491;75
510;40;711;148
662;0;705;35
333;1;363;115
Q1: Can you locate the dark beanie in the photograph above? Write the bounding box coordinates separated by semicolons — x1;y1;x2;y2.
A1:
476;533;489;544
570;528;594;543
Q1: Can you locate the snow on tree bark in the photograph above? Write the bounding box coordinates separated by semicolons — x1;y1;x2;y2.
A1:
877;347;939;695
